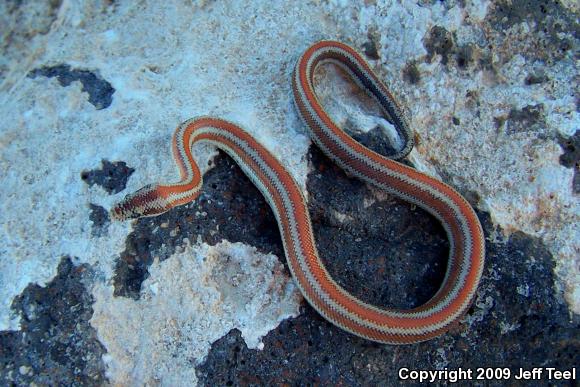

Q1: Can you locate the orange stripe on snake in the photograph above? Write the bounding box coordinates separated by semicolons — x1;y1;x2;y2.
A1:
111;41;485;344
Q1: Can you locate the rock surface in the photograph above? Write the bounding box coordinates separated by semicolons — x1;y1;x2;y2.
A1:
196;149;579;386
0;0;578;385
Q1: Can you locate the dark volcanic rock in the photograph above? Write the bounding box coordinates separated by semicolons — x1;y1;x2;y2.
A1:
81;159;135;195
488;0;578;63
305;147;448;309
89;203;109;236
558;130;580;194
424;26;455;65
0;258;107;386
28;64;115;110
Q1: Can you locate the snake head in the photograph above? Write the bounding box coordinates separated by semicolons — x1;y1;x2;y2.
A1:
110;183;169;221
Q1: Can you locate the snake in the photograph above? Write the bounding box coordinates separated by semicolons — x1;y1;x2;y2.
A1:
111;40;485;344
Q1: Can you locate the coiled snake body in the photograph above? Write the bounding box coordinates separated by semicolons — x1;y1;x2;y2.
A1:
112;41;485;344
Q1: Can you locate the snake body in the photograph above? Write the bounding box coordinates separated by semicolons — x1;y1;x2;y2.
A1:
111;41;485;344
